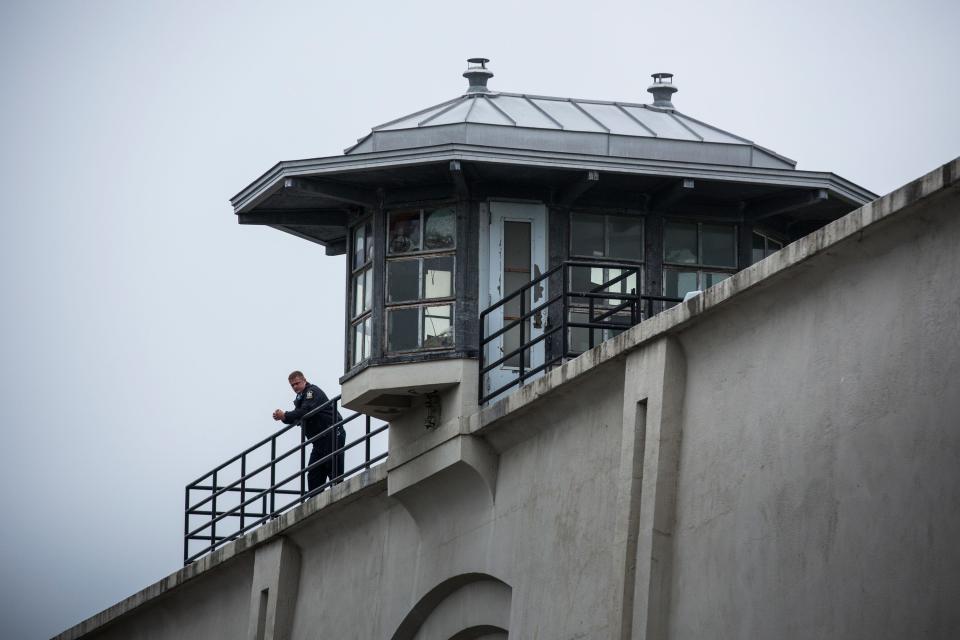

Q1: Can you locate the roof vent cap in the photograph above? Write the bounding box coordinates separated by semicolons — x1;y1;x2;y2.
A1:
463;58;494;94
647;72;677;109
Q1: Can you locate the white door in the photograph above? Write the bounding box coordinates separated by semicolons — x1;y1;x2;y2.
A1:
484;201;548;400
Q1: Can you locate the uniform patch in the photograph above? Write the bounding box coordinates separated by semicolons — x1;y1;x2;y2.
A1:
306;391;314;399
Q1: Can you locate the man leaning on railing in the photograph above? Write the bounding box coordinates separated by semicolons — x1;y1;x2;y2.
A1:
272;370;345;492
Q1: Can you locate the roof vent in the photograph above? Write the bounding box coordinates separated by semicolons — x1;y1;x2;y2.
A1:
647;72;677;109
463;58;493;94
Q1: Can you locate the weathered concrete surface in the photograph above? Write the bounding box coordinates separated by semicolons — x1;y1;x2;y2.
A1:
57;159;960;640
668;163;960;638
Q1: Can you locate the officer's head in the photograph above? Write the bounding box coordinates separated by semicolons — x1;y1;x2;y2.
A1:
288;371;307;394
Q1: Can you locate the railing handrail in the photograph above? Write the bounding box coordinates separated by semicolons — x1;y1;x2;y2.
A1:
479;260;682;404
185;410;358;514
185;398;337;487
183;394;386;564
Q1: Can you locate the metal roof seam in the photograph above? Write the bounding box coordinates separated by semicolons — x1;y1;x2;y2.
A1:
614;103;657;137
523;95;564;129
343;134;370;155
667;112;704;142
418;97;468;127
500;91;653;110
672;111;754;145
483;95;517;125
464;96;479;122
569;99;610;133
372;96;462;131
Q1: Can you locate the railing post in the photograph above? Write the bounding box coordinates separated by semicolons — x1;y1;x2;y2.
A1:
519;284;527;384
562;262;569;359
478;310;485;404
365;414;371;464
210;470;217;554
588;294;595;350
183;394;381;564
183;485;190;565
270;437;277;517
300;430;306;499
240;454;246;534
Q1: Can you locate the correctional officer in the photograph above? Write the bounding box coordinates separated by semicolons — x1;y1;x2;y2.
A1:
272;371;344;492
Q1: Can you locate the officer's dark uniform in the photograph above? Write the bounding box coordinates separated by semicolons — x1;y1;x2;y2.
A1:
282;383;346;492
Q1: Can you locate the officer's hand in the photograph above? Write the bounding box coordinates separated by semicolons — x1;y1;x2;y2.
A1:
272;409;284;421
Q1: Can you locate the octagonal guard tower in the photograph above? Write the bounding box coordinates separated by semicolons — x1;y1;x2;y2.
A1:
231;58;874;433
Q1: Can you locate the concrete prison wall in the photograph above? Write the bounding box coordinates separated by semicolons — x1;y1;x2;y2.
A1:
59;159;959;640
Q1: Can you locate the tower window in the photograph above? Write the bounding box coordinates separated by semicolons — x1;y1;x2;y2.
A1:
349;220;374;367
751;231;784;264
385;207;456;353
663;221;737;299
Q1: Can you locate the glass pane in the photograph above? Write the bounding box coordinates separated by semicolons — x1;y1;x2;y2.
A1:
352;317;372;366
664;269;698;299
423;255;453;299
362;316;371;361
568;265;590;293
603;268;637;306
503;221;531;318
571;212;604;257
353;225;366;270
423;304;453;349
607;216;643;260
701;224;736;267
703;272;732;289
352;271;365;318
752;232;766;265
602;314;633;342
388;211;421;254
568;310;594;354
768;238;783;255
363;221;374;263
423;207;455;250
504;271;529;319
363;268;372;312
387;307;419;352
352;324;362;367
502;321;530;367
387;259;419;303
503;323;523;367
664;221;698;264
504;221;531;270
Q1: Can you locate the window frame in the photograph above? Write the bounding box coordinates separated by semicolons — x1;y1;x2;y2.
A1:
349;219;374;368
569;211;645;263
662;220;738;299
566;211;645;354
751;229;785;265
384;207;457;354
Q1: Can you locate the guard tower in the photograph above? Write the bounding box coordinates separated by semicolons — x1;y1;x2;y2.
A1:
231;59;875;426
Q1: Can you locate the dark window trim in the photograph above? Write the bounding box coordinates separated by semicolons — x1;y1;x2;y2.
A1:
383;205;458;355
568;210;646;263
348;217;376;368
384;301;456;355
386;206;458;257
662;219;739;271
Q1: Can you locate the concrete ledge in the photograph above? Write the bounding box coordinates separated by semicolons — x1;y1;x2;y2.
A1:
470;157;959;435
53;463;388;640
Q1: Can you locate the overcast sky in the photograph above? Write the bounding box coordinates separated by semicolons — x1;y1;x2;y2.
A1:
0;1;957;638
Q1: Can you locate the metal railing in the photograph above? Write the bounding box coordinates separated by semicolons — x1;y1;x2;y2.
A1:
479;260;681;404
183;395;387;564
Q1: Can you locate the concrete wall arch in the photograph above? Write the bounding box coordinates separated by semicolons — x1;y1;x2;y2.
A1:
391;573;512;640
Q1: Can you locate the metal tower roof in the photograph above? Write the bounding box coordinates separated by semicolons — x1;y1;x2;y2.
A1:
360;93;750;146
345;65;795;170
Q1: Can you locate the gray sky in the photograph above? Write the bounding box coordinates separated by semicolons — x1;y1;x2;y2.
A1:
0;1;957;637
